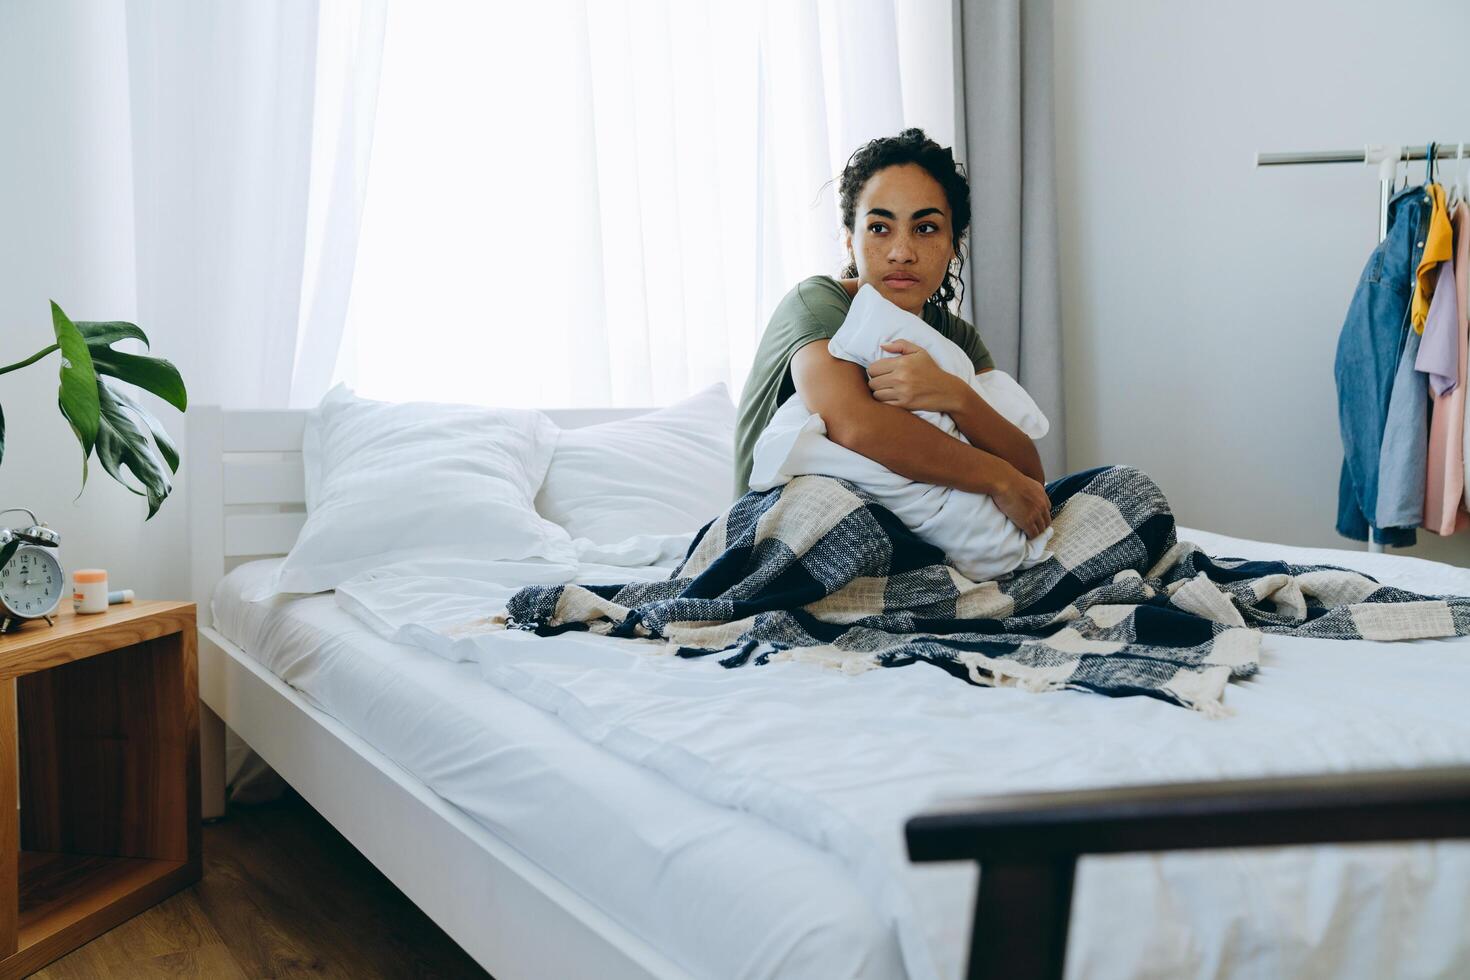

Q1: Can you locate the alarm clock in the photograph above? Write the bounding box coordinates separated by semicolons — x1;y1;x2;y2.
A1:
0;508;63;632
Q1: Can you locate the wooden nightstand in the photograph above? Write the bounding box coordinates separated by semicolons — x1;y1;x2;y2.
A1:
0;600;200;979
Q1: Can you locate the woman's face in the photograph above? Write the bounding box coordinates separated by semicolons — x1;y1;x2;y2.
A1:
846;163;956;315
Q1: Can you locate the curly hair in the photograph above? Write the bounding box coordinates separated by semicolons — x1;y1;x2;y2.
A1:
838;128;970;311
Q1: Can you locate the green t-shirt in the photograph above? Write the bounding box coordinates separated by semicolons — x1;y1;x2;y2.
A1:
733;275;996;496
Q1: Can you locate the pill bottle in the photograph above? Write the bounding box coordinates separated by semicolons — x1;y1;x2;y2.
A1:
73;569;108;614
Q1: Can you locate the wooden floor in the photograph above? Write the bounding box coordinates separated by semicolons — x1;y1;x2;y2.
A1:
30;790;491;979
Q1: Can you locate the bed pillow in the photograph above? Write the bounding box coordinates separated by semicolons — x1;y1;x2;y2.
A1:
250;384;575;597
536;383;736;547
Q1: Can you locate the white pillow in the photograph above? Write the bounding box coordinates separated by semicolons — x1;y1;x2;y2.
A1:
250;385;575;597
536;383;735;548
826;284;1049;439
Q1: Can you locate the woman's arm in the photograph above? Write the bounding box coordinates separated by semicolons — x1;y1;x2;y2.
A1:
790;341;1053;538
948;383;1046;484
867;343;1044;483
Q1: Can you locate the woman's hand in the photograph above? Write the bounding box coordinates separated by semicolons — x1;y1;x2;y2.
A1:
990;465;1053;539
866;340;969;414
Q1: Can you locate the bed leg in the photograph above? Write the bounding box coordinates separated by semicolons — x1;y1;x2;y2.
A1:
966;855;1076;980
201;702;227;821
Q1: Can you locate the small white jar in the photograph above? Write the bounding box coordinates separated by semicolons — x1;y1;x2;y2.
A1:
73;568;108;614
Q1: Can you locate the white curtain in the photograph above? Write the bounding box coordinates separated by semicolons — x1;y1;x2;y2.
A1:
123;0;387;800
336;0;957;409
126;0;386;410
0;0;386;605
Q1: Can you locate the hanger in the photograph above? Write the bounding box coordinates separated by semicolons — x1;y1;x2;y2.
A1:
1452;142;1462;204
1456;142;1469;207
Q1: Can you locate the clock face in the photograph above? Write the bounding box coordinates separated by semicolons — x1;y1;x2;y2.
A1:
0;546;62;618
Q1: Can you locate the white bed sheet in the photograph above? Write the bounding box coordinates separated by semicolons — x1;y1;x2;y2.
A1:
327;526;1470;980
211;558;907;980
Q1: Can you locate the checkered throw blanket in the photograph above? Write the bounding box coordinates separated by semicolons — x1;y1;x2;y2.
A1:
504;465;1470;714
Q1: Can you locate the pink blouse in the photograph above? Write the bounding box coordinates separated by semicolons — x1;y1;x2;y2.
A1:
1426;201;1470;534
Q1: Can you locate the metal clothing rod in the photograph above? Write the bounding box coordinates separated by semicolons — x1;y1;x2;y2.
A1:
1257;144;1470;167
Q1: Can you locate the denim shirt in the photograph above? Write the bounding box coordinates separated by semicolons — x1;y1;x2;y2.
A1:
1375;309;1428;533
1334;185;1432;546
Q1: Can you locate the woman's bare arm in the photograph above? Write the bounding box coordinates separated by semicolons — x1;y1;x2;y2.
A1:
948;378;1045;484
864;344;1044;484
789;341;1053;536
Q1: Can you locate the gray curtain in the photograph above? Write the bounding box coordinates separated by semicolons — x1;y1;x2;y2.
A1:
953;0;1066;480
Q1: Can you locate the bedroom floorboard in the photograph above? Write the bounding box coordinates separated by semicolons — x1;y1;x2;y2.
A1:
28;788;492;979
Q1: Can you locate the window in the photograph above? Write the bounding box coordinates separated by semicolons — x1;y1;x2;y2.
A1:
334;0;954;408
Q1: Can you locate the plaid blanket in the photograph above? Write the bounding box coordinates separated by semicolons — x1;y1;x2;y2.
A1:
504;465;1470;714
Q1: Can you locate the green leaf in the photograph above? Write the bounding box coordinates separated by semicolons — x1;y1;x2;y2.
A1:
94;380;173;518
0;403;5;466
90;349;187;412
69;309;186;515
0;539;16;575
75;320;149;349
105;382;178;474
80;316;186;413
51;301;100;477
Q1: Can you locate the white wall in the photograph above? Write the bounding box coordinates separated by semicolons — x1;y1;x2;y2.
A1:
0;1;191;604
1055;0;1470;564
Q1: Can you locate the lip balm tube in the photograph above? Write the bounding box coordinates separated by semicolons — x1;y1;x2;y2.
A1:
108;589;134;605
73;569;108;614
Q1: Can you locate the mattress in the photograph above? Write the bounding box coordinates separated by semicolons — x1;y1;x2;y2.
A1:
211;558;907;980
214;527;1470;980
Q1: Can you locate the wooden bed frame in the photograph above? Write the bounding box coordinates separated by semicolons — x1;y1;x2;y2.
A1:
907;765;1470;979
187;403;1470;980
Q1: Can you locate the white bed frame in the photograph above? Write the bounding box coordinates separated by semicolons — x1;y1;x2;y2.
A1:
187;404;688;980
186;406;1470;980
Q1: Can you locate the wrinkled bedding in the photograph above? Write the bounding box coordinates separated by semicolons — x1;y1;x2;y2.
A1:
332;515;1470;980
506;466;1470;715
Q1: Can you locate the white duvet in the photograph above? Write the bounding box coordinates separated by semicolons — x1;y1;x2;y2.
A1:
749;284;1054;582
336;528;1470;980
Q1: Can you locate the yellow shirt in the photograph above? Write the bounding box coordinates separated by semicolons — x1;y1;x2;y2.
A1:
1413;182;1453;334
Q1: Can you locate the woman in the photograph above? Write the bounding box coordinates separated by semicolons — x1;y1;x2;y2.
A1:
733;128;1053;540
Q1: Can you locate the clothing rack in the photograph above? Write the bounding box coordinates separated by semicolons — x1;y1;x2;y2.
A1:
1257;146;1467;166
1257;143;1470;553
